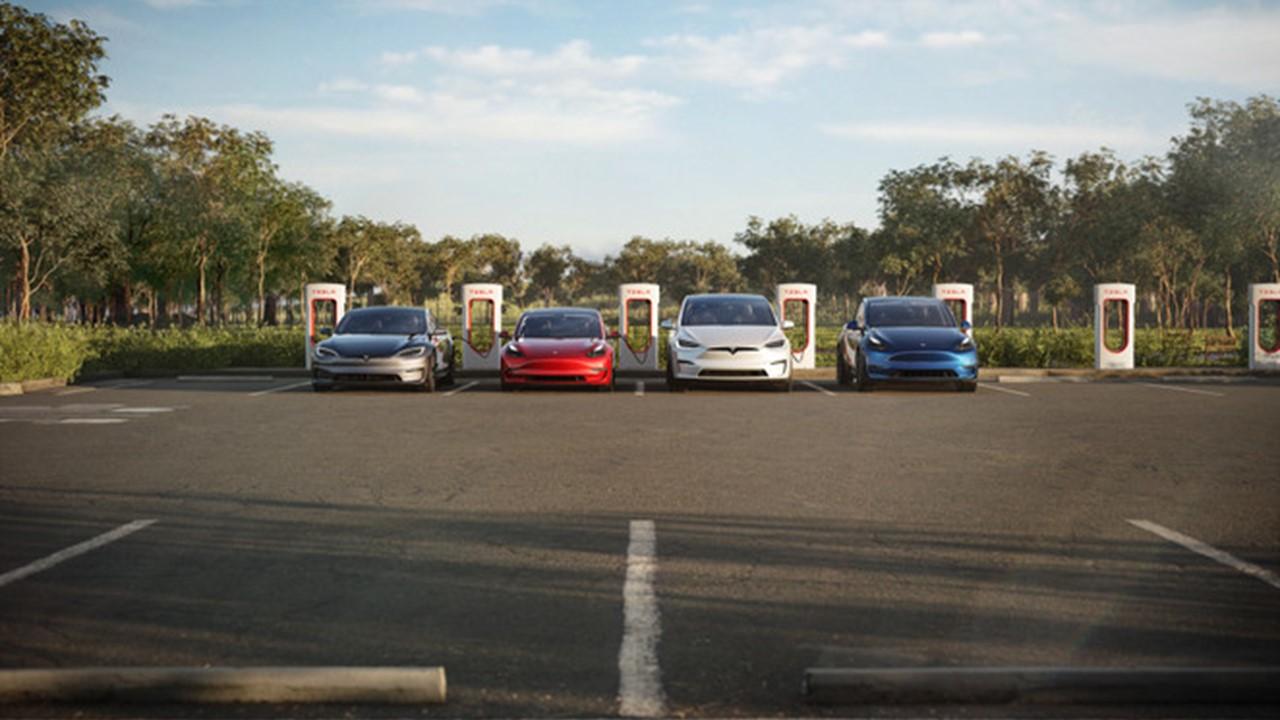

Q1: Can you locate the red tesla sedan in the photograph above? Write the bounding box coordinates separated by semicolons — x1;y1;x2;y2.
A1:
500;308;617;391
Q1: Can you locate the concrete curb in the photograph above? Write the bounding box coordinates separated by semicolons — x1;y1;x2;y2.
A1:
0;378;69;396
802;667;1280;705
0;666;446;704
0;382;22;397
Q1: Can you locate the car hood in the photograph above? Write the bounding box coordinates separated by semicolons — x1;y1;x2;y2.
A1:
868;326;967;351
321;334;423;358
508;337;607;359
678;325;784;348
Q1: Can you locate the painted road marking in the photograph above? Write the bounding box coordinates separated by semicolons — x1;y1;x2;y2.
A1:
1128;519;1280;591
177;375;274;383
635;381;645;397
59;418;128;425
0;519;157;589
249;380;312;397
111;407;176;414
56;387;95;396
1139;382;1224;398
801;380;836;397
102;379;153;389
443;380;478;397
978;382;1030;397
619;519;665;718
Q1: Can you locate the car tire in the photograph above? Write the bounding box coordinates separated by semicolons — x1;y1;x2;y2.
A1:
666;354;686;393
312;382;331;393
958;380;978;393
774;376;793;392
854;352;873;393
418;358;437;393
441;348;456;386
836;347;851;386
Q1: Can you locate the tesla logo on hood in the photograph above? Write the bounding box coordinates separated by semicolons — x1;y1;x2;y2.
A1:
362;354;370;361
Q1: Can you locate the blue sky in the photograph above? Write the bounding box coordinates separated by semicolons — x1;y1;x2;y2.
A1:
35;0;1280;258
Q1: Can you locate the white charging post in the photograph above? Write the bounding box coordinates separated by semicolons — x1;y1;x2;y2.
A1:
1249;283;1280;370
933;283;974;335
461;283;503;371
618;283;659;371
777;283;817;369
1095;283;1135;370
304;283;346;370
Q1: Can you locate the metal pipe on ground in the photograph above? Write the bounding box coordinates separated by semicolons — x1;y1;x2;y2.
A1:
0;667;446;704
802;667;1280;705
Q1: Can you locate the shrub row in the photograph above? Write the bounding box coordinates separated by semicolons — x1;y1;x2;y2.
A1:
0;323;1247;383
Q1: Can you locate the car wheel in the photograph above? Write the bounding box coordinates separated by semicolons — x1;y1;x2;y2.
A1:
958;380;978;393
666;354;686;392
312;382;331;393
774;376;793;392
836;347;851;385
855;352;873;393
418;358;437;393
441;348;456;386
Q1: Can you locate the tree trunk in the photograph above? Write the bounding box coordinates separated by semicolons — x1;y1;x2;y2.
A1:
1224;270;1234;338
993;254;1005;330
257;251;268;326
17;238;32;323
1051;305;1059;331
196;244;208;326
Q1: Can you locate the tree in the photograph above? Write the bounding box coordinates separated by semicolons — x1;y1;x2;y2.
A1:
525;244;575;305
735;215;837;291
875;160;970;293
0;3;109;159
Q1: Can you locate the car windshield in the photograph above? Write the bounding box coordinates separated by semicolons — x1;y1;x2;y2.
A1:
336;309;426;335
517;312;602;339
681;297;777;326
867;301;955;328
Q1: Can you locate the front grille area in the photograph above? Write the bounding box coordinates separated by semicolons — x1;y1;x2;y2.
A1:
706;346;758;354
526;374;586;382
327;373;399;382
699;369;768;377
891;369;957;378
891;352;951;362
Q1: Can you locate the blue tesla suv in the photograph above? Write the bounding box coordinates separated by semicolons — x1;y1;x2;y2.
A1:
836;296;978;392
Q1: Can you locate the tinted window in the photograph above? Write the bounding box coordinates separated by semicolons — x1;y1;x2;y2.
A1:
517;311;602;339
681;297;777;326
866;301;955;328
336;308;426;335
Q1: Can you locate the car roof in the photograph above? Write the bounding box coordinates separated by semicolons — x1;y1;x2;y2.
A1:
346;306;424;313
682;293;769;302
864;296;943;305
521;307;601;315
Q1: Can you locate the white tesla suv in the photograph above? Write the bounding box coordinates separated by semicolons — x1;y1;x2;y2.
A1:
663;293;794;391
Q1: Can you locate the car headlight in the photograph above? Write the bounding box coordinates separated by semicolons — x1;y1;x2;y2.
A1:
675;335;701;349
764;338;786;349
955;335;975;351
396;346;427;358
866;333;888;350
587;343;607;358
314;346;338;359
505;344;523;357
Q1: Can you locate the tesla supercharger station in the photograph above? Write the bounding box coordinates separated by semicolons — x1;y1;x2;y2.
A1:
1249;283;1280;370
461;283;503;370
618;283;659;371
304;283;346;370
1094;283;1135;370
933;283;974;335
777;283;817;369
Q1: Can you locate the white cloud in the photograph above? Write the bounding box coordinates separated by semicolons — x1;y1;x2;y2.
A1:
1053;6;1280;88
820;120;1161;153
650;25;891;95
359;0;533;16
141;0;205;9
379;50;420;67
422;40;647;78
317;78;370;94
919;30;986;48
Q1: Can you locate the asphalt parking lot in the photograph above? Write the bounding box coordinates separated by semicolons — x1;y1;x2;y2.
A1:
1;376;1278;717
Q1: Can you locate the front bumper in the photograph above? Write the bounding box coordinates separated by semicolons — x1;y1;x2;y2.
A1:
312;355;429;386
501;357;613;385
670;345;792;382
863;347;978;382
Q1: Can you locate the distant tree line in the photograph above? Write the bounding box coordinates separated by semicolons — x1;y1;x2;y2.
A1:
3;4;1278;332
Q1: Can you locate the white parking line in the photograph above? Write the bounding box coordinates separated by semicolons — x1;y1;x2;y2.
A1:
634;381;645;397
248;380;312;397
443;380;479;397
1138;382;1224;398
58;418;128;425
1128;519;1280;591
801;380;836;397
56;387;95;396
0;519;157;589
619;519;666;718
111;407;175;414
978;382;1030;397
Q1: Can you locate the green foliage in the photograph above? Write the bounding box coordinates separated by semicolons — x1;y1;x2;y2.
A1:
0;322;91;381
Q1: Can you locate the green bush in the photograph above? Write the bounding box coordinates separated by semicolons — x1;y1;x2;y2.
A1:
0;323;92;382
82;326;303;374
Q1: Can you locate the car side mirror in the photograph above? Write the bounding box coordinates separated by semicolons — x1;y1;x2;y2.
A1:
499;330;511;340
781;320;795;330
960;320;972;331
660;319;674;330
608;330;621;340
845;320;860;332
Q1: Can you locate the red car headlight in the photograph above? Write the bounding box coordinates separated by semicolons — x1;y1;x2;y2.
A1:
586;343;607;358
